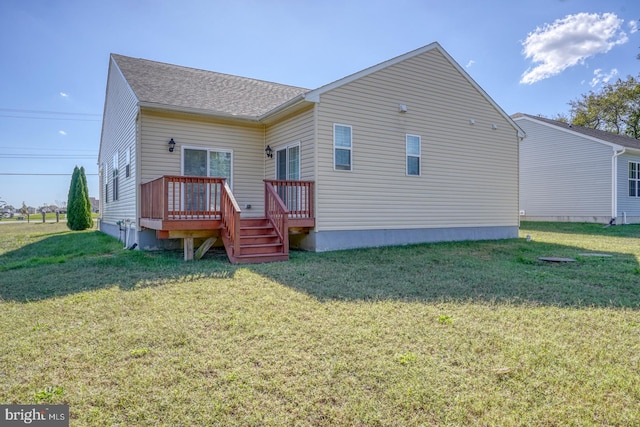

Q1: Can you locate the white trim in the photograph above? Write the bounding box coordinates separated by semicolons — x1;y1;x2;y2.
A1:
274;141;301;180
333;124;353;172
181;145;234;189
406;134;421;176
628;159;640;198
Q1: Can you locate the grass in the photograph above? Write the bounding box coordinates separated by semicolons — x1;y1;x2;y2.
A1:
1;221;639;425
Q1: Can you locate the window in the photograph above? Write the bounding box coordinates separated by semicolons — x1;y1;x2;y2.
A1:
276;143;300;181
276;143;301;210
112;152;119;201
630;162;640;197
183;147;232;211
125;148;131;178
406;134;421;176
334;124;352;171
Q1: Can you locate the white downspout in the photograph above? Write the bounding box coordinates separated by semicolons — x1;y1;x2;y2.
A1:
612;147;625;221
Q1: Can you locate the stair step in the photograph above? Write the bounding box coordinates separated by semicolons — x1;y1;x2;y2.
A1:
240;226;275;236
233;253;289;264
240;235;279;245
239;218;270;227
240;242;284;255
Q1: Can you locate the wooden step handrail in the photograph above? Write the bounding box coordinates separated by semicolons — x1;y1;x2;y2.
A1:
264;181;289;255
221;181;241;257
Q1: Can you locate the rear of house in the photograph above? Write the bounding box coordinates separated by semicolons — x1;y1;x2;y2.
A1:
304;46;522;250
98;43;524;262
515;113;640;224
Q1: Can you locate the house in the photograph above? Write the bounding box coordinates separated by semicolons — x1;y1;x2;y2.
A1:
98;42;524;263
514;113;640;224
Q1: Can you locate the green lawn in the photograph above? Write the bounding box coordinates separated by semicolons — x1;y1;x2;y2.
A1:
1;221;639;425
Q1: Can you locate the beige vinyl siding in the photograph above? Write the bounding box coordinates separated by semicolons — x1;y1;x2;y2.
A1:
265;105;315;181
98;59;139;225
314;48;519;231
517;118;612;218
139;111;265;216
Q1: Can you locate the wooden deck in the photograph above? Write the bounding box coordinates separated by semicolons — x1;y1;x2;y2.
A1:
139;176;314;263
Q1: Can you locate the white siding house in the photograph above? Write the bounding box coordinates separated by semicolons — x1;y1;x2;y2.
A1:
515;113;640;224
98;42;524;262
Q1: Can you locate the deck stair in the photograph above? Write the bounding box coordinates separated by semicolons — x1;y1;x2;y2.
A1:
223;217;288;264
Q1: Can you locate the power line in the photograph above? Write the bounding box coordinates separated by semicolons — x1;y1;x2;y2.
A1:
0;173;98;176
0;146;98;154
0;108;100;116
0;155;95;159
0;115;100;122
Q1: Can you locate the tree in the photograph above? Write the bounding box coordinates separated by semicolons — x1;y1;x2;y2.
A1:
569;74;640;139
66;166;93;230
20;201;29;222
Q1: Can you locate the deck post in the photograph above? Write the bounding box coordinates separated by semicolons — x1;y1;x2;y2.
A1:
184;237;194;261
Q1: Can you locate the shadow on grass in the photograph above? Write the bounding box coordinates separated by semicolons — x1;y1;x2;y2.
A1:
521;221;640;239
251;238;640;308
0;230;235;302
2;226;640;308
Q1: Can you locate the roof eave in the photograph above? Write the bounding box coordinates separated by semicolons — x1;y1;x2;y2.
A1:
258;94;312;123
138;102;261;123
513;115;640;151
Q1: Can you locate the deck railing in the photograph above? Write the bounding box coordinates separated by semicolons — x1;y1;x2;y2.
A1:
221;181;241;256
264;180;314;220
264;181;289;255
140;175;226;220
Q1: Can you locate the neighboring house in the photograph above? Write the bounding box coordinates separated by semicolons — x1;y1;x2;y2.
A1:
98;42;524;263
514;113;640;224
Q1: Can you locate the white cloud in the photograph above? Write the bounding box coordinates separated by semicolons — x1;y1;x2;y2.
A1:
520;12;628;84
466;60;475;68
629;20;639;34
60;92;69;98
589;68;618;87
59;130;67;136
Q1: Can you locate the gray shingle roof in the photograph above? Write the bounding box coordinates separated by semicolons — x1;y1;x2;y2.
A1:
513;113;640;151
111;54;310;118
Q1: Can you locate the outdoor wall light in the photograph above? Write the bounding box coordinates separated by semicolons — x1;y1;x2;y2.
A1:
265;145;273;158
168;138;176;152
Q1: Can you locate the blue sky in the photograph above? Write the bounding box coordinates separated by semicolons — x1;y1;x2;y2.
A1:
1;0;639;209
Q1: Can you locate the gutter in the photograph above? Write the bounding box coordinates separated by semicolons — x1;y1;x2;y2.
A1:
258;93;312;123
612;147;625;220
138;102;261;123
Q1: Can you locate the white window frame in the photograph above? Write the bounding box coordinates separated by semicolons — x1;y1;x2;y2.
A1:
112;151;119;201
181;146;234;213
275;141;301;180
629;161;640;197
333;124;352;171
406;134;421;176
181;145;233;188
125;147;131;178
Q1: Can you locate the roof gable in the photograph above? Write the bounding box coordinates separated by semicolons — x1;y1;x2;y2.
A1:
303;42;524;137
111;54;309;119
513;113;640;152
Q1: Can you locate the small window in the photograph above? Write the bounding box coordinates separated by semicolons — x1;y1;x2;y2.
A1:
406;134;421;176
334;124;352;171
112;152;119;201
629;162;640;197
125;148;131;178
